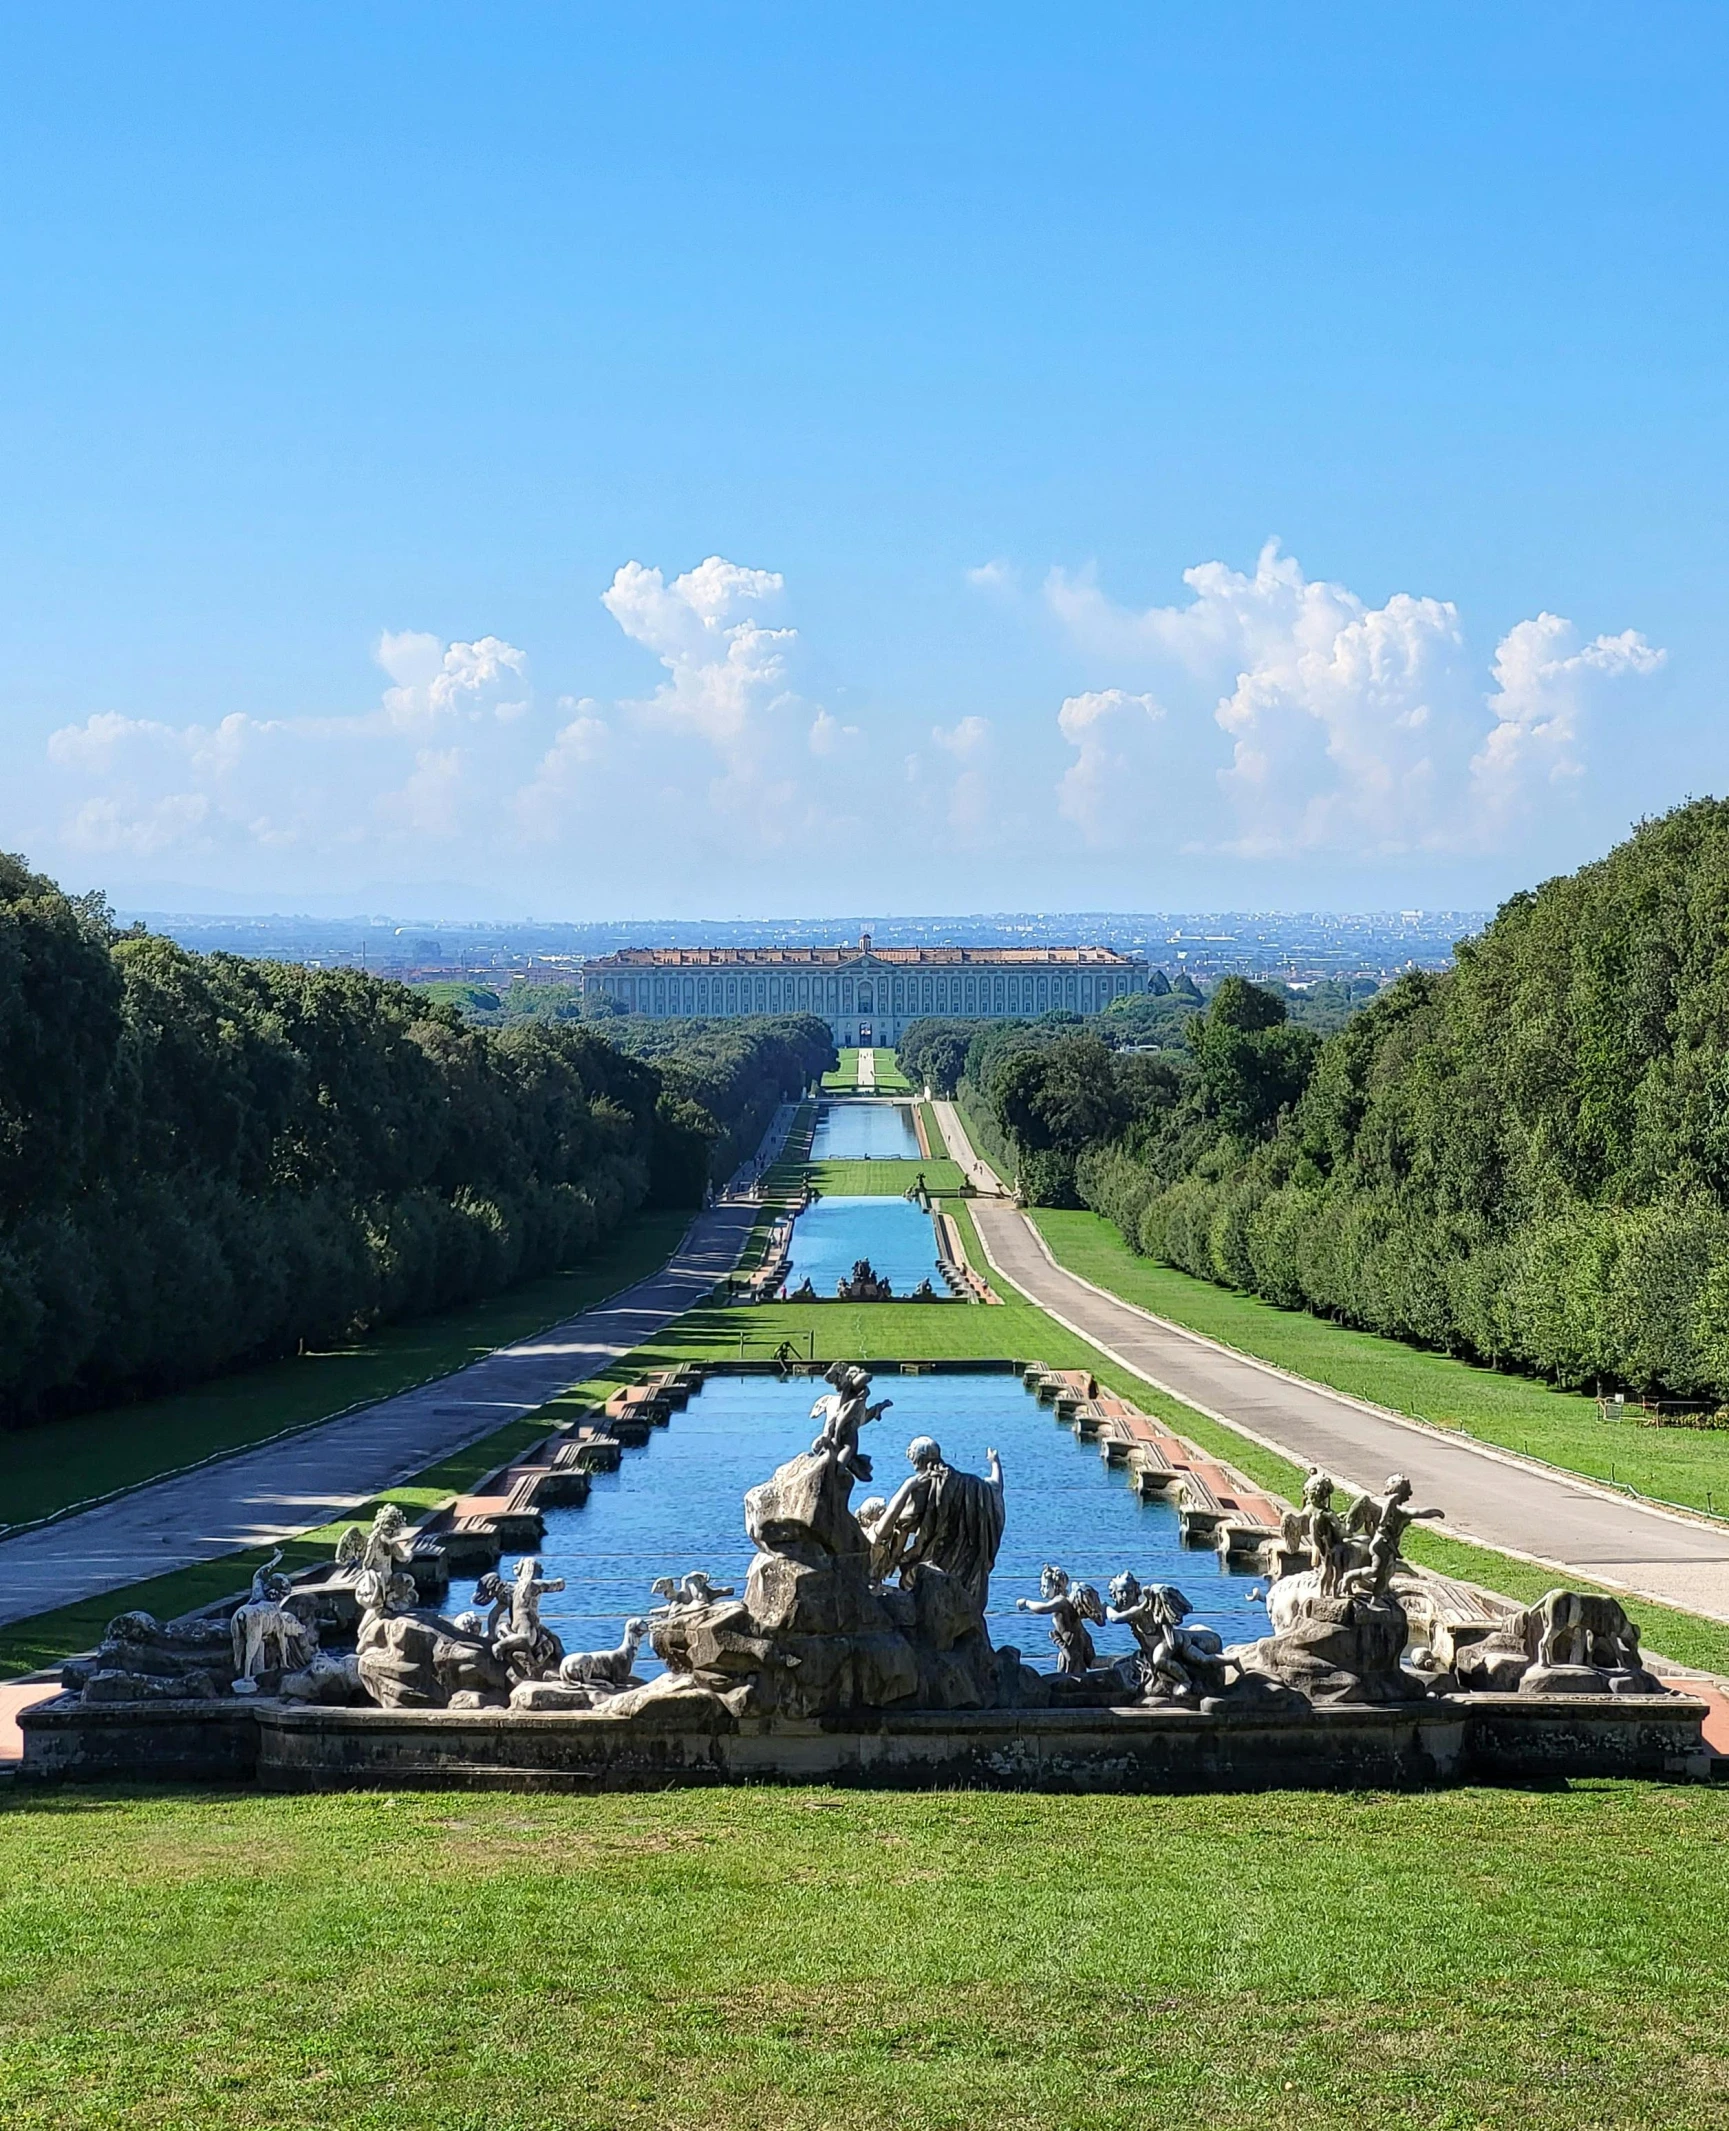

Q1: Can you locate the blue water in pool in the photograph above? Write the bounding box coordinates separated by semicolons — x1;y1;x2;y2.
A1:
494;1371;1266;1676
784;1196;940;1295
809;1101;921;1161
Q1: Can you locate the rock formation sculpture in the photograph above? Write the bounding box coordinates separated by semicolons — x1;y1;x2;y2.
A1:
1237;1472;1443;1704
596;1429;1025;1722
67;1611;238;1703
835;1258;893;1300
1452;1588;1663;1695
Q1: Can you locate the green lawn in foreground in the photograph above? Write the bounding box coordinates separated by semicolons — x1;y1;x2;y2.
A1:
0;1209;696;1534
1031;1205;1729;1519
3;1783;1726;2130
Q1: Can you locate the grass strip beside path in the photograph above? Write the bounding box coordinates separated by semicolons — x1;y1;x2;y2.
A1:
1030;1205;1729;1520
0;1413;557;1679
820;1048;863;1090
0;1208;695;1533
4;1783;1729;2130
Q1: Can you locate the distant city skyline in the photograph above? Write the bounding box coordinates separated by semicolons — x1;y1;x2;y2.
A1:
125;905;1482;990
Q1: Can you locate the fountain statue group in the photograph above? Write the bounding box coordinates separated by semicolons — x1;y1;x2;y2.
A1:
60;1366;1666;1720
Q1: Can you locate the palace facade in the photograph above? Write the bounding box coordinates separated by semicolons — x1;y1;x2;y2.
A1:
580;934;1149;1046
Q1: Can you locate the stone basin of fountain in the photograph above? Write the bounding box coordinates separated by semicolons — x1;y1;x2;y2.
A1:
20;1365;1711;1793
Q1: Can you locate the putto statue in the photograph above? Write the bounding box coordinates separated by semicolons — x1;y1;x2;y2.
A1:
483;1557;566;1685
337;1503;418;1617
1016;1565;1105;1676
1279;1467;1347;1590
1106;1573;1230;1701
1340;1475;1443;1601
810;1363;894;1484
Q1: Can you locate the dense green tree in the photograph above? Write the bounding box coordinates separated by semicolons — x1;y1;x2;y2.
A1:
0;857;832;1428
1069;801;1729;1400
896;1019;974;1095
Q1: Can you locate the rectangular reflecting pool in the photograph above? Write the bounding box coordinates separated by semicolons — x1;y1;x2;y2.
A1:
809;1100;922;1161
493;1370;1267;1677
784;1195;941;1295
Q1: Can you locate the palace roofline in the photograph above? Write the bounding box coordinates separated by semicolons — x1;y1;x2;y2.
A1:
581;944;1143;969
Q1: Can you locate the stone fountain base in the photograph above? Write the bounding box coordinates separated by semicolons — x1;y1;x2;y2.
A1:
18;1687;1709;1793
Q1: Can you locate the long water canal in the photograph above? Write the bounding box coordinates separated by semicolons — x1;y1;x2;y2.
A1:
502;1371;1266;1678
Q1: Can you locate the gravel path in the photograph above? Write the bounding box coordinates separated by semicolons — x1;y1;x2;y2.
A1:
969;1196;1729;1623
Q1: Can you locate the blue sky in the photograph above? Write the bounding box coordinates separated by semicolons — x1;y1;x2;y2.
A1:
2;5;1724;917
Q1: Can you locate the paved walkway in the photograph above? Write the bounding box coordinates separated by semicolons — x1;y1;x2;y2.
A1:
0;1201;757;1630
968;1197;1729;1623
857;1047;877;1090
931;1098;1006;1196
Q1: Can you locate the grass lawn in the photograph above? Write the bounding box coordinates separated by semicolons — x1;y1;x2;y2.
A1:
803;1156;966;1198
1031;1206;1729;1520
821;1047;863;1090
866;1048;914;1091
3;1782;1727;2130
0;1209;697;1536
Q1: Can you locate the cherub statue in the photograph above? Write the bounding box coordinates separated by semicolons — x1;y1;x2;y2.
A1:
338;1500;419;1585
1339;1475;1443;1602
1279;1466;1349;1592
487;1556;566;1683
809;1362;894;1483
1016;1565;1106;1675
1106;1572;1228;1701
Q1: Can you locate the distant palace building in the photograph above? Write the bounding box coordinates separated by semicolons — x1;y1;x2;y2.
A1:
580;933;1149;1047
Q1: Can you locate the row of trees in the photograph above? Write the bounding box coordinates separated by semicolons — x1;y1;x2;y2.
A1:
898;980;1314;1207
0;854;832;1426
932;801;1729;1401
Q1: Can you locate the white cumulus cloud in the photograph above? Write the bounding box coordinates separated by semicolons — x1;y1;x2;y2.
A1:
601;557;792;752
1055;690;1166;846
377;630;529;730
1047;542;1664;855
1471;614;1665;823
